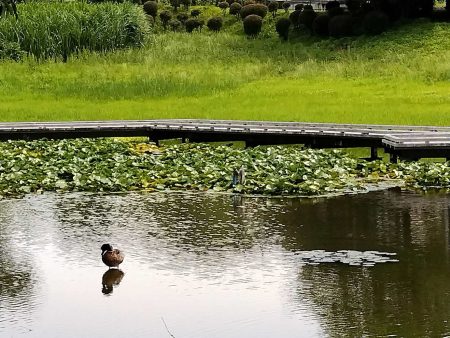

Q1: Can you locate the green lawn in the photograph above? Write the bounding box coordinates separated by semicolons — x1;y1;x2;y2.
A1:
1;18;450;125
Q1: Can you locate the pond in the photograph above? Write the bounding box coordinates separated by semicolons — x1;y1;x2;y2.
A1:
1;190;450;337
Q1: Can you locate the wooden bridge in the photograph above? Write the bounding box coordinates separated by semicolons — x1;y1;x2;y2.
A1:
0;119;449;162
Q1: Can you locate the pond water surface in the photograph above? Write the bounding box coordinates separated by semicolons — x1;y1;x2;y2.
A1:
1;190;450;337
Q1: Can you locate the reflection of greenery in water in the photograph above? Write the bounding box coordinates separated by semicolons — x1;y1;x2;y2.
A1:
0;206;36;329
1;191;450;336
290;192;450;337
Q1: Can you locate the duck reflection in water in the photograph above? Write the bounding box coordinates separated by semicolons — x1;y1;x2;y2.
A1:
102;269;125;295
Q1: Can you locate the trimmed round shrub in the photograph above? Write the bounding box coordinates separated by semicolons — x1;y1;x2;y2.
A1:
282;1;290;12
303;4;313;10
327;6;344;17
312;13;330;36
362;10;389;35
168;18;183;31
177;12;189;23
294;3;303;11
159;10;172;28
207;16;223;31
191;9;201;17
143;1;158;18
240;4;268;19
275;17;290;40
299;7;317;30
218;1;230;12
268;1;278;17
229;2;242;15
289;9;301;28
328;14;353;37
185;17;203;31
243;14;263;36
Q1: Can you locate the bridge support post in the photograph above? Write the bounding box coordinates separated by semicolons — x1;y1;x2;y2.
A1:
148;135;159;146
390;153;398;163
370;147;379;161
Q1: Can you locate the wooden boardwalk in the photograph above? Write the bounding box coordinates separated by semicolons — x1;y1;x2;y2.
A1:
0;119;449;161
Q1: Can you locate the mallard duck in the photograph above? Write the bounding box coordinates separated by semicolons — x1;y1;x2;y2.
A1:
101;244;124;268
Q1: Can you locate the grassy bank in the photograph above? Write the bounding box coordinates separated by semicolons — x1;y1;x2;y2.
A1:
0;15;450;124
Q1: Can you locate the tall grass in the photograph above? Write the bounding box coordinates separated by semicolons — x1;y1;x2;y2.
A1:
0;1;149;60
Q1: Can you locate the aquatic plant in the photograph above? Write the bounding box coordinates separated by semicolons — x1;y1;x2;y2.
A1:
0;139;361;197
0;139;448;198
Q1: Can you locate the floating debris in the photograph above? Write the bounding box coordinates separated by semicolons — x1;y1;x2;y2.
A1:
295;250;399;267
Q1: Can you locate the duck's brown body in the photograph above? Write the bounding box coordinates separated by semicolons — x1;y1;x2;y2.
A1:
101;244;124;268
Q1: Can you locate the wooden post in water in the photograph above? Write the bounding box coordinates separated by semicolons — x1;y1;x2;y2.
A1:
370;147;378;161
390;153;398;163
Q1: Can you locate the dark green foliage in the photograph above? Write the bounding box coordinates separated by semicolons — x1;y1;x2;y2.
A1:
275;17;290;40
243;14;262;36
182;0;191;10
218;1;229;14
328;14;353;37
325;0;340;10
143;1;158;18
268;1;278;17
294;3;303;11
372;0;401;21
282;1;290;12
345;0;361;13
431;9;450;22
240;3;268;19
177;12;189;23
170;0;181;11
313;13;330;36
0;40;23;61
207;16;223;31
159;10;172;28
191;9;201;17
185;17;203;31
168;18;183;31
289;10;301;28
229;2;242;16
303;4;313;10
363;10;389;35
327;6;344;17
299;7;317;30
146;14;155;25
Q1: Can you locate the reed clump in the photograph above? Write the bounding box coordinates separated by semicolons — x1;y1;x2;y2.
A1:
0;1;149;60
